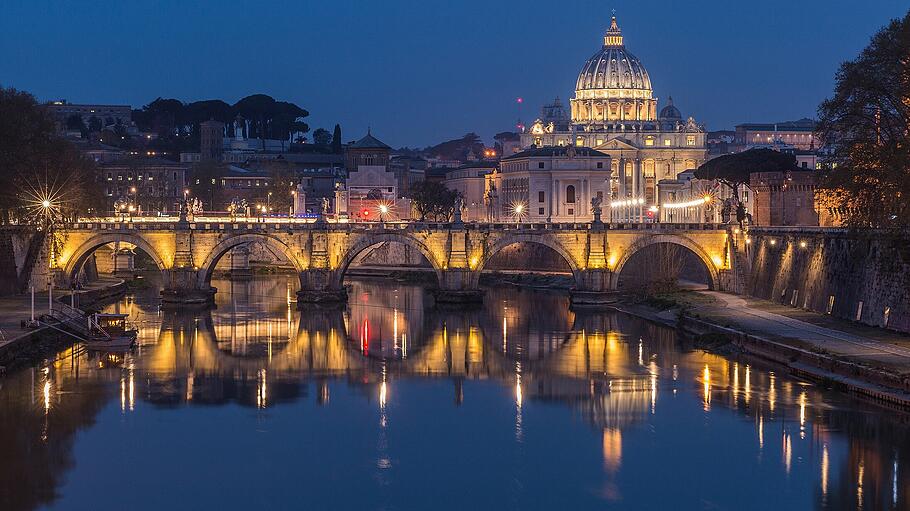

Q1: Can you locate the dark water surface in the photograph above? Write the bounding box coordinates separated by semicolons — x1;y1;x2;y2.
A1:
1;276;908;511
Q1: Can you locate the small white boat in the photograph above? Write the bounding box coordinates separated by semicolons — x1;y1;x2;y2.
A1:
83;313;138;350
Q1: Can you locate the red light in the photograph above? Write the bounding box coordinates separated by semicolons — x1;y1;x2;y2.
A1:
362;209;370;216
647;211;654;217
516;97;523;104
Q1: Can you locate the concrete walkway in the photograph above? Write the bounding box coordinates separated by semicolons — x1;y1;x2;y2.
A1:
694;291;910;371
0;277;123;351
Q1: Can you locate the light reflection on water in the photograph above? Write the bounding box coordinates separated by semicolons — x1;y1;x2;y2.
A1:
0;276;908;511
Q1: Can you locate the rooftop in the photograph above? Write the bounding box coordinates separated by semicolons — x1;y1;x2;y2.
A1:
503;146;609;160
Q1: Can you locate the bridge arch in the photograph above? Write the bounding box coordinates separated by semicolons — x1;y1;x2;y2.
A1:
611;234;719;290
334;232;445;287
197;234;304;288
472;234;582;288
63;232;167;283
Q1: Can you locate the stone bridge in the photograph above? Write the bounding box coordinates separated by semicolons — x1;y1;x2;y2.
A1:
49;218;740;306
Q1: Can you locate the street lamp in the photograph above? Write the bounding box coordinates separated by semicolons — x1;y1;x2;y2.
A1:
378;203;390;222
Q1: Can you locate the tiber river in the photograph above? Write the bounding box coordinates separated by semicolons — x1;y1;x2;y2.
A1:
1;276;908;510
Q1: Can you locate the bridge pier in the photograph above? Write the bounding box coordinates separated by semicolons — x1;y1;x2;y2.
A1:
296;269;348;304
570;269;619;306
434;268;484;304
160;268;216;306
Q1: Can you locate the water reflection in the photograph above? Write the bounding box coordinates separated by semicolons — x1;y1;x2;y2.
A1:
0;277;908;510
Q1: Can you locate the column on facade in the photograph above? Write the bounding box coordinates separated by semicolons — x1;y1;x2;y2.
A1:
618;158;626;199
553;180;559;219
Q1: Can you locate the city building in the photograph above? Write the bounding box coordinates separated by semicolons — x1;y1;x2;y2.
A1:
98;157;188;214
45;100;133;133
486;145;611;222
520;16;708;209
338;131;403;220
443;161;497;222
750;169;822;226
733;118;819;151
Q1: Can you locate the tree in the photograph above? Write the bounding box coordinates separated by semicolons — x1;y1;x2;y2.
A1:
264;160;295;214
816;10;910;229
694;148;799;201
312;128;332;146
0;86;101;224
331;124;342;153
87;115;102;132
408;180;462;221
65;114;85;132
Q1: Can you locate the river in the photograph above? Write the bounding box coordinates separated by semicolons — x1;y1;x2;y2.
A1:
1;275;907;510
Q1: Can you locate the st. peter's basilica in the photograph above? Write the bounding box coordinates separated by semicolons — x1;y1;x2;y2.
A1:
519;16;708;205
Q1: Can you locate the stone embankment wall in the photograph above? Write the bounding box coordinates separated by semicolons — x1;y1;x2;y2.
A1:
0;227;45;295
745;228;910;333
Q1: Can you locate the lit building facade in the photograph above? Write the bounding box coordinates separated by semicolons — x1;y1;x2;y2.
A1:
485;146;611;222
520;16;707;209
444;161;497;222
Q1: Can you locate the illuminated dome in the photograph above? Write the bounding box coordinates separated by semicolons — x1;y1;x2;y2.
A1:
575;17;652;95
570;16;658;125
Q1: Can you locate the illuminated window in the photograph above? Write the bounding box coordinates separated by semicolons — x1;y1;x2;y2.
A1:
645;137;654;146
576;136;584;147
686;135;696;146
664;139;672;146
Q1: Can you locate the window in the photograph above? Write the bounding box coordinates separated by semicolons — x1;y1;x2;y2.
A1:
538;207;545;215
107;173;112;181
576;136;584;147
538;191;545;202
686;135;696;146
597;162;603;169
538;162;545;169
742;190;749;202
664;139;672;146
645;137;654;146
117;174;123;181
801;161;808;168
566;185;576;203
568;208;574;215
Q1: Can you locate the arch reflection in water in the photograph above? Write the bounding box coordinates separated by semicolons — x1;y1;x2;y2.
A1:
1;276;910;511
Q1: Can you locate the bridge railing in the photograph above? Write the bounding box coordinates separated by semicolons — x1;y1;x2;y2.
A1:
64;218;733;232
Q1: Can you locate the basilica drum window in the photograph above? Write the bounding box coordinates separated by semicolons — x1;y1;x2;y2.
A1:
566;185;576;204
645;136;654;146
576;136;584;147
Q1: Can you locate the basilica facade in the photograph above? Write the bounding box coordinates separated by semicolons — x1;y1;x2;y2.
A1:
519;16;708;208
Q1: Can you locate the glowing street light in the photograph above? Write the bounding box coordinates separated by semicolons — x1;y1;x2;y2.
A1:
41;200;51;209
378;203;390;222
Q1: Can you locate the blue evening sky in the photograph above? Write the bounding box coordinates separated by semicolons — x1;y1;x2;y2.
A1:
0;0;904;147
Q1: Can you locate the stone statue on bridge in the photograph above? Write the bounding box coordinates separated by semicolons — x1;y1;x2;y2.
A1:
591;196;603;224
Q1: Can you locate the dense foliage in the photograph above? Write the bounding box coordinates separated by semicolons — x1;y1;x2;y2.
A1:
0;86;104;224
694;148;799;201
816;9;910;229
407;180;462;222
132;94;310;155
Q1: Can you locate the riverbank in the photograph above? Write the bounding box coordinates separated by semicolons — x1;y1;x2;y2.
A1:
0;277;128;372
614;290;910;409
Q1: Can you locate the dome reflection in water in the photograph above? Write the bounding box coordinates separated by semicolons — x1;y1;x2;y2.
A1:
0;275;908;511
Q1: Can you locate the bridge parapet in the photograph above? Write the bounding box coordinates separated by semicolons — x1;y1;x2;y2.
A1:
53;220;741;307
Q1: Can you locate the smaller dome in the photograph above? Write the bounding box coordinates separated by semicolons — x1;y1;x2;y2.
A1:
659;96;682;120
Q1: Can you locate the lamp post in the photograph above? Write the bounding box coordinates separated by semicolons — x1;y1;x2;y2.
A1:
378;203;390;223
